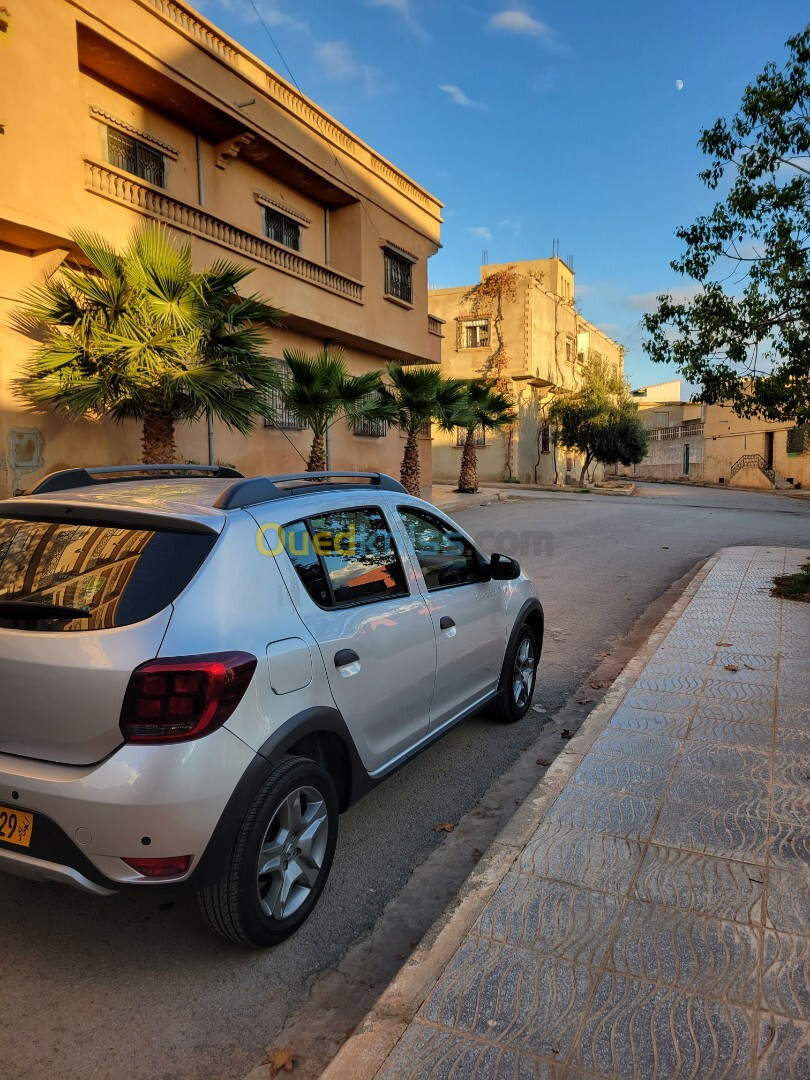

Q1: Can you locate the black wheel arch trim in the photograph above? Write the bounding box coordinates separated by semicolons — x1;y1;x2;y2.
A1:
499;598;544;693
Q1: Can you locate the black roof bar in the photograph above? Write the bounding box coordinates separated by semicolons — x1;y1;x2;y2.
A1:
214;471;407;510
30;464;244;496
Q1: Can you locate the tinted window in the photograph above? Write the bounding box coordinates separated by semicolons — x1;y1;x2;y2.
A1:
283;520;331;607
287;507;407;607
0;518;215;632
399;508;481;591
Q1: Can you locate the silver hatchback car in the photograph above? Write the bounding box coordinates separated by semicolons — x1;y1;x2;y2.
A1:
0;465;542;946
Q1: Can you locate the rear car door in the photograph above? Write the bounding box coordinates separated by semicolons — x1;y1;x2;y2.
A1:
396;506;507;727
270;504;437;775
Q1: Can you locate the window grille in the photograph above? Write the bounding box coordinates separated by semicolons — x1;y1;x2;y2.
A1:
264;208;301;251
353;395;387;438
460;319;490;349
456;426;486;447
384;248;413;304
264;361;307;430
418;419;432;438
107;128;165;187
787;425;810;455
565;338;574;364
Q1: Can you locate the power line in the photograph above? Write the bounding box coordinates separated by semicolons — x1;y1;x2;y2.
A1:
247;0;302;92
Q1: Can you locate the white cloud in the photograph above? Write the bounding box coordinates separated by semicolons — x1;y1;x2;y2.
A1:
466;226;494;241
626;285;703;313
209;0;308;33
489;8;550;38
367;0;428;41
315;40;383;94
439;84;489;110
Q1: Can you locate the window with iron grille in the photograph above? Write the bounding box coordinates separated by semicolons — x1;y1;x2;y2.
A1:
384;248;413;304
456;426;486;447
418;419;432;438
353;395;387;438
264;208;301;251
787;424;810;455
565;337;574;364
459;318;490;350
107;128;166;188
264;361;307;430
540;419;551;453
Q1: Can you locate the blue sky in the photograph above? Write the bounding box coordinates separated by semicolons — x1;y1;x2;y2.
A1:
200;0;807;388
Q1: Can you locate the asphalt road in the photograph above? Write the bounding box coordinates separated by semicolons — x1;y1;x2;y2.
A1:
1;484;808;1080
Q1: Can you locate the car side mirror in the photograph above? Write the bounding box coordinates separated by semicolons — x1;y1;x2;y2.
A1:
490;552;521;580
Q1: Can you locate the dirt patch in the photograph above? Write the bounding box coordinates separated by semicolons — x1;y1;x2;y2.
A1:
771;559;810;602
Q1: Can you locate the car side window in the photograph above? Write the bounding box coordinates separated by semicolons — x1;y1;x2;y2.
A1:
285;507;408;607
398;508;482;591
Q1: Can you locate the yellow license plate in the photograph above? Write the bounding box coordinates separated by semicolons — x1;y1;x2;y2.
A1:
0;805;33;848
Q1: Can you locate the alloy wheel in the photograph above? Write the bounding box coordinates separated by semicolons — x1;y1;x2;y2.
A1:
256;785;329;921
512;637;535;708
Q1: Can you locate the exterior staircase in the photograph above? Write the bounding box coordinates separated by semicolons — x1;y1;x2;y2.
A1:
729;454;793;489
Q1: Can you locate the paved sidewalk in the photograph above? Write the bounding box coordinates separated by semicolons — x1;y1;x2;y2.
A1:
326;547;810;1079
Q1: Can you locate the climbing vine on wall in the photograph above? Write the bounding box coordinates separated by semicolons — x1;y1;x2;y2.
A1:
461;267;518;392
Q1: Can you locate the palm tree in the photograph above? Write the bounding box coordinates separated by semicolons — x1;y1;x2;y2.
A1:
381;366;467;496
15;226;283;463
280;348;390;472
455;380;517;494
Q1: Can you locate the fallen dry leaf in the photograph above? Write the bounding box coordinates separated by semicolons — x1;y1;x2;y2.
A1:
725;664;739;672
262;1048;297;1076
434;823;455;833
536;757;551;766
560;729;573;739
589;680;610;689
575;698;594;705
598;651;610;657
716;641;733;647
472;848;483;860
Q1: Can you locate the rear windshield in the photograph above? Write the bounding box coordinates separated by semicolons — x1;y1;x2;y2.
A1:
0;518;216;632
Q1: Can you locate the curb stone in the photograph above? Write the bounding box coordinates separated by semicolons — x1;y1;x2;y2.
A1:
320;551;723;1080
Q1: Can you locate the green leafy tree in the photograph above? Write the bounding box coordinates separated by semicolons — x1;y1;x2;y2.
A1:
380;367;467;496
455;380;516;494
281;348;389;472
15;226;283;463
643;27;810;422
549;354;648;483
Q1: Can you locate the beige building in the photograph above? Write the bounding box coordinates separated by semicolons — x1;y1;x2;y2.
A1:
429;258;624;486
619;380;706;481
704;407;809;490
0;0;443;497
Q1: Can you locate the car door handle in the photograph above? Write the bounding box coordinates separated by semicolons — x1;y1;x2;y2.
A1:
334;649;361;677
439;616;457;637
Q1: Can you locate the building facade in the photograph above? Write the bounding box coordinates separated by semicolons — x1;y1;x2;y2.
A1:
429;258;624;486
620;380;706;482
0;0;443;497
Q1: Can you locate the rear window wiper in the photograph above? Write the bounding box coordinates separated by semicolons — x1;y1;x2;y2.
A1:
0;600;91;619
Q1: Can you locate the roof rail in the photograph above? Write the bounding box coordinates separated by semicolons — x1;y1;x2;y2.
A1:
30;464;244;496
214;471;407;511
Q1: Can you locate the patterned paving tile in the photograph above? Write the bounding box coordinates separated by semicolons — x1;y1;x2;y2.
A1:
755;1014;810;1079
476;874;621;966
518;826;644;895
641;661;713;678
772;753;810;787
697;699;779;723
687;718;773;752
666;771;769;819
607;707;691;739
419;938;593;1060
709;666;778;688
776;728;810;757
777;706;810;729
653;804;769;864
633;845;763;924
571;755;671;801
700;679;776;704
576;974;754;1078
608;900;760;1007
544;789;658;841
765;868;810;934
676;743;771;779
621;689;701;714
761;930;810;1020
770;783;810;828
589;730;682;764
379;1022;564;1079
633;673;706;694
768;821;810;872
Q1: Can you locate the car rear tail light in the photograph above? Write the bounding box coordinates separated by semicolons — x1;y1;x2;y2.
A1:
120;652;257;743
122;855;192;878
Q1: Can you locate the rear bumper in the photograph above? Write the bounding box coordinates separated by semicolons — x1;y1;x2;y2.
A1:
0;728;256;891
0;846;114;896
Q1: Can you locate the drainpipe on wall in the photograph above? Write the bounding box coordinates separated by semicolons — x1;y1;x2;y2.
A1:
324;208;331;266
195;131;215;467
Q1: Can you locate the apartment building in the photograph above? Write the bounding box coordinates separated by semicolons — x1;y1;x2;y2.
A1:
623;380;705;481
429;257;624;485
0;0;443;497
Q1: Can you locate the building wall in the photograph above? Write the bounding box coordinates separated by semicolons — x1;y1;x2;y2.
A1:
703;406;810;489
429;258;624;487
0;0;443;496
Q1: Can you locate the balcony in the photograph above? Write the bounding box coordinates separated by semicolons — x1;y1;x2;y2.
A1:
428;315;445;337
84;159;363;303
648;422;704;442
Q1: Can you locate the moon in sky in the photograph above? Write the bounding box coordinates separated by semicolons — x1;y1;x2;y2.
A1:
675;79;684;91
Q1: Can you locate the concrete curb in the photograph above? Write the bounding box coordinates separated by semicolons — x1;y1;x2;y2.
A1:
320;551;723;1080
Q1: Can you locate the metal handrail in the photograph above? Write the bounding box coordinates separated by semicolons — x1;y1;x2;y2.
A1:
730;455;775;483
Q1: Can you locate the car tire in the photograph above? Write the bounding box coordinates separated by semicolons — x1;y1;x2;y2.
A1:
490;623;538;724
198;755;339;947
